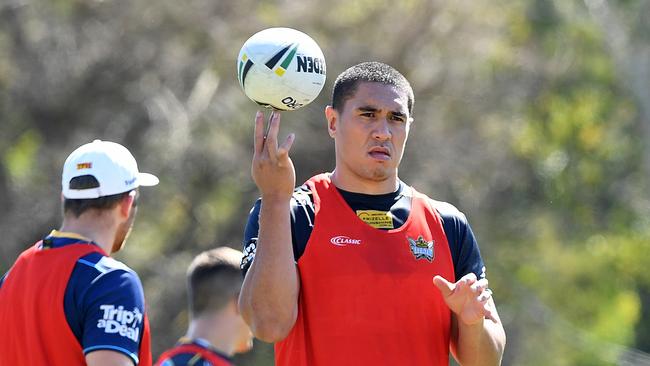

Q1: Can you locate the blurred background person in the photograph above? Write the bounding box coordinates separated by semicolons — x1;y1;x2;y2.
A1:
155;247;253;366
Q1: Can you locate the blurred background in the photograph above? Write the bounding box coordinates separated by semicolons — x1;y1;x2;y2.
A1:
1;0;649;364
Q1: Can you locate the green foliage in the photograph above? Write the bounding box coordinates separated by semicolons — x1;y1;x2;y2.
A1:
1;0;649;364
498;0;650;363
4;129;42;184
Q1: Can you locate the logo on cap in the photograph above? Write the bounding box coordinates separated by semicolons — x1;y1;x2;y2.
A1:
77;162;92;170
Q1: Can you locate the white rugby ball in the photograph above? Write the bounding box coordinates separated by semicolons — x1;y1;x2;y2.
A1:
237;27;326;111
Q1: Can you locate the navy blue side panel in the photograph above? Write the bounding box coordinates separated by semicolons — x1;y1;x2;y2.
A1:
430;200;485;282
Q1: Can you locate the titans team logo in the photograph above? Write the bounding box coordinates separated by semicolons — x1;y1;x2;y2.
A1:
408;235;434;262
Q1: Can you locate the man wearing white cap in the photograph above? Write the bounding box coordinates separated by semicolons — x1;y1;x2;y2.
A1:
0;140;158;366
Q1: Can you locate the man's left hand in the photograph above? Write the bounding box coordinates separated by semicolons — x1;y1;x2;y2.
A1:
433;273;497;325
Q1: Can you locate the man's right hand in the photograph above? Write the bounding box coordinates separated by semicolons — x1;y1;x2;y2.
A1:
241;110;300;342
252;110;296;200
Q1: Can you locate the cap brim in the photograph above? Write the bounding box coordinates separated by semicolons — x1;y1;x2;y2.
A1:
138;172;159;187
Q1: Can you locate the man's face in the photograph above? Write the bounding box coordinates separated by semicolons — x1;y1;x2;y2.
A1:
328;81;412;185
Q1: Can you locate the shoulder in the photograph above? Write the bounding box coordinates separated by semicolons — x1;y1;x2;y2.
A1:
158;354;218;366
70;252;144;302
64;253;146;364
428;199;468;224
157;345;230;366
76;252;138;274
426;198;475;246
414;192;469;226
416;194;486;280
157;351;202;366
75;253;141;284
291;183;315;212
241;183;316;274
417;194;477;250
245;183;315;218
245;183;315;224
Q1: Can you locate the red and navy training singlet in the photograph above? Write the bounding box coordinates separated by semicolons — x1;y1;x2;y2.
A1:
155;338;233;366
242;177;486;283
0;232;152;365
276;174;454;366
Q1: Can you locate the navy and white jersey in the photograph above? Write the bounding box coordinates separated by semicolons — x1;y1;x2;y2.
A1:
1;231;147;364
155;338;233;366
242;178;486;281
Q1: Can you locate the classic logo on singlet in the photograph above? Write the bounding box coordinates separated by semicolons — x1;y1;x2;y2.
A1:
330;235;362;247
97;305;143;342
407;235;434;262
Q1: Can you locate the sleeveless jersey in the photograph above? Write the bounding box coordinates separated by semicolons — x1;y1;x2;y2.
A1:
275;174;455;366
0;240;152;366
155;340;233;366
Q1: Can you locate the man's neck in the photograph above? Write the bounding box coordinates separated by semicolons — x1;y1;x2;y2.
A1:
59;214;116;255
330;169;400;195
186;315;235;357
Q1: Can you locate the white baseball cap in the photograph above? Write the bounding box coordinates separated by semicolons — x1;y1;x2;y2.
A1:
62;140;159;199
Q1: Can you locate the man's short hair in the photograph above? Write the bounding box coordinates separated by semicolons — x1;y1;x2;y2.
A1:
187;247;244;317
63;175;131;217
331;61;415;114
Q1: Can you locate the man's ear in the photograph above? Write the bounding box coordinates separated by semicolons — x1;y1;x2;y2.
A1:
231;296;241;315
325;105;338;138
119;192;136;218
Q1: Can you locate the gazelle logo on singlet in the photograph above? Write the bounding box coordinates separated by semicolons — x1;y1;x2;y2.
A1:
330;236;362;247
97;305;143;342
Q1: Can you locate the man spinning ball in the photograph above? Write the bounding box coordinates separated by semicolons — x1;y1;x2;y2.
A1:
239;62;506;366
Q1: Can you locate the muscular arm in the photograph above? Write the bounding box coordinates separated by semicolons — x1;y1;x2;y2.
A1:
435;274;506;366
432;201;505;365
239;197;300;342
86;350;134;366
450;297;506;366
238;111;299;342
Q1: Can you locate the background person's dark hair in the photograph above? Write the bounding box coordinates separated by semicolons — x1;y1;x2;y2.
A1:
187;247;243;317
331;61;415;115
63;175;132;218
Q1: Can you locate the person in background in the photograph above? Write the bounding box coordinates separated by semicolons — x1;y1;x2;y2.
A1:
155;247;253;366
0;139;159;366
